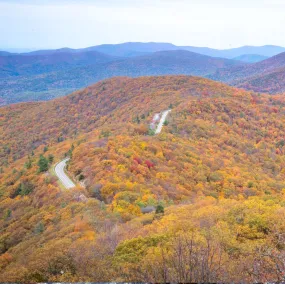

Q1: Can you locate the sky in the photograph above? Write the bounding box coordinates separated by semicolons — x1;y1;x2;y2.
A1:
1;0;285;50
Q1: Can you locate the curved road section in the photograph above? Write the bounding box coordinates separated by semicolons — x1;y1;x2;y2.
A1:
155;109;171;134
54;158;75;189
55;110;171;189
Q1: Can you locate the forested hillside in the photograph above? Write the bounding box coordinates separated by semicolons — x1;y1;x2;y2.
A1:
236;66;285;94
0;51;244;105
0;50;118;78
0;76;234;165
233;54;268;63
2;76;285;282
210;52;285;93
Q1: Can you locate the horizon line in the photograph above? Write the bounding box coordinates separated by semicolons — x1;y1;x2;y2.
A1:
1;42;285;53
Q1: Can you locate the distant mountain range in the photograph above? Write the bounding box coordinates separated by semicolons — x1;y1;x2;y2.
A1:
1;42;285;105
2;42;285;59
233;54;269;63
0;51;119;78
209;52;285;94
236;66;285;94
0;51;12;56
0;50;245;105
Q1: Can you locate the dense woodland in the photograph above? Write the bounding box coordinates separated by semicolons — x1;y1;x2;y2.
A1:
236;66;285;94
209;51;285;94
2;45;285;106
0;76;237;165
2;76;285;282
0;50;243;105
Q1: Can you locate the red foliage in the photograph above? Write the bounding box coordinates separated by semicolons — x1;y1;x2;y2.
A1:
145;160;154;169
133;157;142;165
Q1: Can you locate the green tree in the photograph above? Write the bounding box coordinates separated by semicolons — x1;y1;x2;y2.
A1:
38;155;49;173
78;174;85;181
10;182;34;198
48;154;54;164
136;115;140;124
65;144;75;157
19;182;34;196
3;209;11;221
156;204;165;214
148;128;155;136
24;156;32;169
34;222;45;234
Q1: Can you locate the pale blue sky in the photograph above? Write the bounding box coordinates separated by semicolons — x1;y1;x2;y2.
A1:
1;0;285;50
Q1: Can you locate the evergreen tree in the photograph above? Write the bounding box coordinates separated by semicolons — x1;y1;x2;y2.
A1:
48;154;54;164
34;222;45;234
38;155;49;173
155;204;165;214
24;156;32;169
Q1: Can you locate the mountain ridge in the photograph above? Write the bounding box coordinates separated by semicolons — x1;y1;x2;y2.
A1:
209;51;285;93
2;42;285;58
233;54;269;63
0;50;120;78
0;50;245;105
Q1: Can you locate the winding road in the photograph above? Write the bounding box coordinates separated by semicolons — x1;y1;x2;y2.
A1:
155;109;171;134
54;109;171;189
54;158;75;189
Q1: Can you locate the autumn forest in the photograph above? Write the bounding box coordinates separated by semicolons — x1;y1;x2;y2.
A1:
1;72;285;282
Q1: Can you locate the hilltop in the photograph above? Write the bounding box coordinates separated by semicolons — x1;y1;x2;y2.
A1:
2;76;285;282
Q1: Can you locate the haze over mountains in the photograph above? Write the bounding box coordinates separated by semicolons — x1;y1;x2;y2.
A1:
1;42;285;105
0;51;119;78
209;51;285;94
233;54;269;63
0;49;244;105
2;42;285;59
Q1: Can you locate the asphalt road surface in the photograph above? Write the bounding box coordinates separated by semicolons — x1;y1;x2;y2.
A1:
54;158;75;189
155;109;171;134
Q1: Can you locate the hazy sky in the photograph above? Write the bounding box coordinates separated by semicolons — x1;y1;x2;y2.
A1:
1;0;285;50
